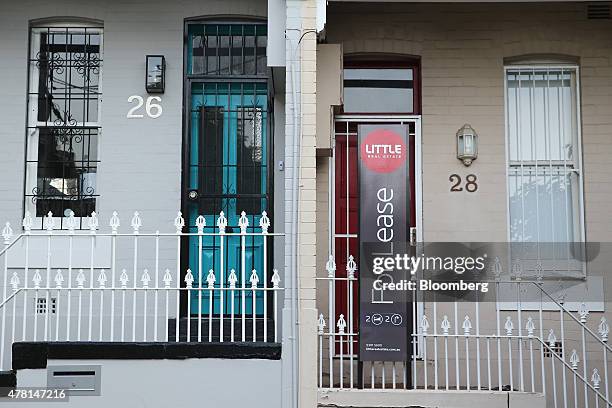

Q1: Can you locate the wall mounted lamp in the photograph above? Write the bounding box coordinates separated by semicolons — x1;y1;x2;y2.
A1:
146;55;165;94
456;124;478;166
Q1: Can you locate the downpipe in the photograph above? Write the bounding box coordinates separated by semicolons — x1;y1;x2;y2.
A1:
287;27;317;408
287;31;301;408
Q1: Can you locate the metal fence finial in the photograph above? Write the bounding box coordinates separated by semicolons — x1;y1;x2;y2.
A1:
44;211;55;233
174;211;185;233
511;261;522;281
239;211;249;234
32;270;42;289
578;302;589;323
462;315;472;335
570;349;579;370
32;269;42;289
337;314;347;334
346;255;357;279
441;315;450;335
131;212;142;234
206;269;216;288
141;269;150;288
592;368;601;389
195;215;206;234
2;222;13;244
526;316;535;336
76;269;86;288
535;262;543;282
250;269;259;288
228;269;238;288
599;317;609;342
88;211;99;233
184;269;194;288
271;269;281;288
10;272;20;291
110;212;120;233
326;255;336;278
491;256;502;280
505;316;514;336
98;270;107;288
548;329;557;347
259;211;270;233
317;314;326;334
217;211;227;233
22;212;32;234
54;270;64;288
421;315;430;334
163;269;172;288
120;269;129;288
66;210;77;233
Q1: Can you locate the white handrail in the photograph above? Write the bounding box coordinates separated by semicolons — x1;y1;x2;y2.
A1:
316;253;611;408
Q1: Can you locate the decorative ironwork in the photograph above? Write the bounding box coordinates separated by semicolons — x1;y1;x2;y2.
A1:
26;26;102;229
188;82;270;219
25;127;99;222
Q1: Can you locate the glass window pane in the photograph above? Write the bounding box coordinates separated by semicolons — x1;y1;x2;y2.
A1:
507;69;576;163
509;168;578;242
506;66;582;249
27;27;102;228
237;107;264;214
33;128;99;217
188;23;267;77
343;68;414;113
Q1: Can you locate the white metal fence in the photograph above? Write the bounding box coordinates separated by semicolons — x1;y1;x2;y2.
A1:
317;254;611;408
0;210;283;371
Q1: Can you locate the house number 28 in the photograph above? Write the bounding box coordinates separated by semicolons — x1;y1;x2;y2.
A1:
127;96;163;119
449;174;478;192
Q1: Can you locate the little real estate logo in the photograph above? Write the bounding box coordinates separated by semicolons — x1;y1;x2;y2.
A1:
360;128;407;173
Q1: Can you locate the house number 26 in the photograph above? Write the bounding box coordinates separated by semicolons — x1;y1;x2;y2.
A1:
449;174;478;192
127;96;163;119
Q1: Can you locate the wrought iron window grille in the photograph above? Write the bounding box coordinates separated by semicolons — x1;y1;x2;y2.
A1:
25;26;103;229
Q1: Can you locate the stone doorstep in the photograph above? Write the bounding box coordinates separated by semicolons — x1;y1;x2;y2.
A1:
318;388;546;408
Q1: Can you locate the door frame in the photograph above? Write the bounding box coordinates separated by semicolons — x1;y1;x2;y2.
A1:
330;114;423;254
179;18;274;318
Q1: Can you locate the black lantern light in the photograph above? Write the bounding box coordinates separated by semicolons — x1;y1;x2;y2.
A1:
146;55;165;93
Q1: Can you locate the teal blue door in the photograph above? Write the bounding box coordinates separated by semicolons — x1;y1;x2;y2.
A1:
187;81;269;316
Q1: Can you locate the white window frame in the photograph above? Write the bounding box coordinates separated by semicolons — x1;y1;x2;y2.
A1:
25;24;103;229
502;64;596;311
504;64;586;246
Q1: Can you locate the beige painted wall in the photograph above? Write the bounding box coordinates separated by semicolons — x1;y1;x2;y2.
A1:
314;3;611;401
320;1;612;246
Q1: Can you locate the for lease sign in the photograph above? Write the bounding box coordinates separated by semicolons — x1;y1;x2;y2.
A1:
358;124;411;362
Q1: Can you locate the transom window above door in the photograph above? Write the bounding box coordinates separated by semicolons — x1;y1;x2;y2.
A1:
187;23;267;76
343;60;420;114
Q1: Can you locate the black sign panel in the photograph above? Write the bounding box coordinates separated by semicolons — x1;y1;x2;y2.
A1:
358;124;411;362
